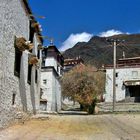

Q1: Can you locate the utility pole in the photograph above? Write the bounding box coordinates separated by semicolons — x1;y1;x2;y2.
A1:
106;38;124;112
113;40;117;111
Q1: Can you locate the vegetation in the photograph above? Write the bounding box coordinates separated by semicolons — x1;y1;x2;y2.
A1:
61;65;105;114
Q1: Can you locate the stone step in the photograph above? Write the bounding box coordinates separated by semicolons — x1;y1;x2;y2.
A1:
58;111;88;115
97;102;140;112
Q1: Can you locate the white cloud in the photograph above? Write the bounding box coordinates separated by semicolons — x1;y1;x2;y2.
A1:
99;29;129;37
59;32;93;51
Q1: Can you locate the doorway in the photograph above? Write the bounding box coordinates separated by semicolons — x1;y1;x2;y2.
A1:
126;85;140;102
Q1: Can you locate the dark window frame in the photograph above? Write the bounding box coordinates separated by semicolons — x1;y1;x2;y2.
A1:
43;79;47;84
116;72;118;77
35;69;38;83
29;21;35;43
14;47;22;78
27;64;33;84
27;37;33;84
12;93;16;105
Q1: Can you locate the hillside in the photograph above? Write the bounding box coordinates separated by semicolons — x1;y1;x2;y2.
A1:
63;34;140;68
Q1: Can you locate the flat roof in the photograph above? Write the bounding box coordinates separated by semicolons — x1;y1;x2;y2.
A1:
119;57;140;61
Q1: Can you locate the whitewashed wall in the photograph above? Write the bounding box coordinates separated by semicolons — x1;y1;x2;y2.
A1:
41;57;62;112
45;58;57;71
0;0;41;128
105;67;140;102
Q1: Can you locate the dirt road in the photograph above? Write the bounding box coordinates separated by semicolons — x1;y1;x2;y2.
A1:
0;114;140;140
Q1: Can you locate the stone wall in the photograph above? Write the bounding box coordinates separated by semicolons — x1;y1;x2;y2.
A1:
0;0;41;128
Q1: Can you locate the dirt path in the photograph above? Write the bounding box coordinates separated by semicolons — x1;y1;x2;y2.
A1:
0;114;140;140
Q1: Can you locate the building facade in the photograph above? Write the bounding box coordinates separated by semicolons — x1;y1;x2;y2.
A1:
0;0;43;128
40;45;64;112
105;57;140;102
63;57;84;73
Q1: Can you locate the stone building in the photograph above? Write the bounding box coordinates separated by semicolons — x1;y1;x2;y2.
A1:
63;57;84;73
0;0;43;128
105;57;140;102
40;45;64;112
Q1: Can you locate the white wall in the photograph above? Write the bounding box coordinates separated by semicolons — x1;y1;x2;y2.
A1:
44;57;63;77
45;58;57;71
105;67;140;102
40;68;62;112
0;0;42;128
41;70;53;111
0;0;30;128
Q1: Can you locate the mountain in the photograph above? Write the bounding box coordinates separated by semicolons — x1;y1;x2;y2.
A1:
63;34;140;68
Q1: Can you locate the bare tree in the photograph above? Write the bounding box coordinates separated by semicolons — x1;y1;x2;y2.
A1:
61;64;105;114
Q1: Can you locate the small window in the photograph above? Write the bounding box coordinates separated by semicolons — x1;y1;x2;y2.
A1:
28;64;32;84
132;71;138;78
12;93;16;105
27;49;33;84
14;48;22;77
35;70;38;83
116;72;118;77
29;21;35;43
43;79;47;84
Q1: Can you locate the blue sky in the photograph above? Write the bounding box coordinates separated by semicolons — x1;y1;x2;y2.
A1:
28;0;140;51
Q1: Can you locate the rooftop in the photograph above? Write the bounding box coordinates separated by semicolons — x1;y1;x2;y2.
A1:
105;56;140;69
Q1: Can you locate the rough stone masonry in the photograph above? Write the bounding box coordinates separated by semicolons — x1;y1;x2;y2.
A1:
0;0;42;128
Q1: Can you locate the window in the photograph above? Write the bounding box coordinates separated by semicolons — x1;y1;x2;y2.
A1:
116;72;118;77
14;48;22;77
43;79;47;84
28;64;32;84
27;49;33;84
29;21;35;43
132;71;138;78
35;70;38;83
12;93;16;105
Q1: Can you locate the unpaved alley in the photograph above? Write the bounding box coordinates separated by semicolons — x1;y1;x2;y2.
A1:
0;114;140;140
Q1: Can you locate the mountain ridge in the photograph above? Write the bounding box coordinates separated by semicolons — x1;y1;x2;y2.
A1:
63;34;140;68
